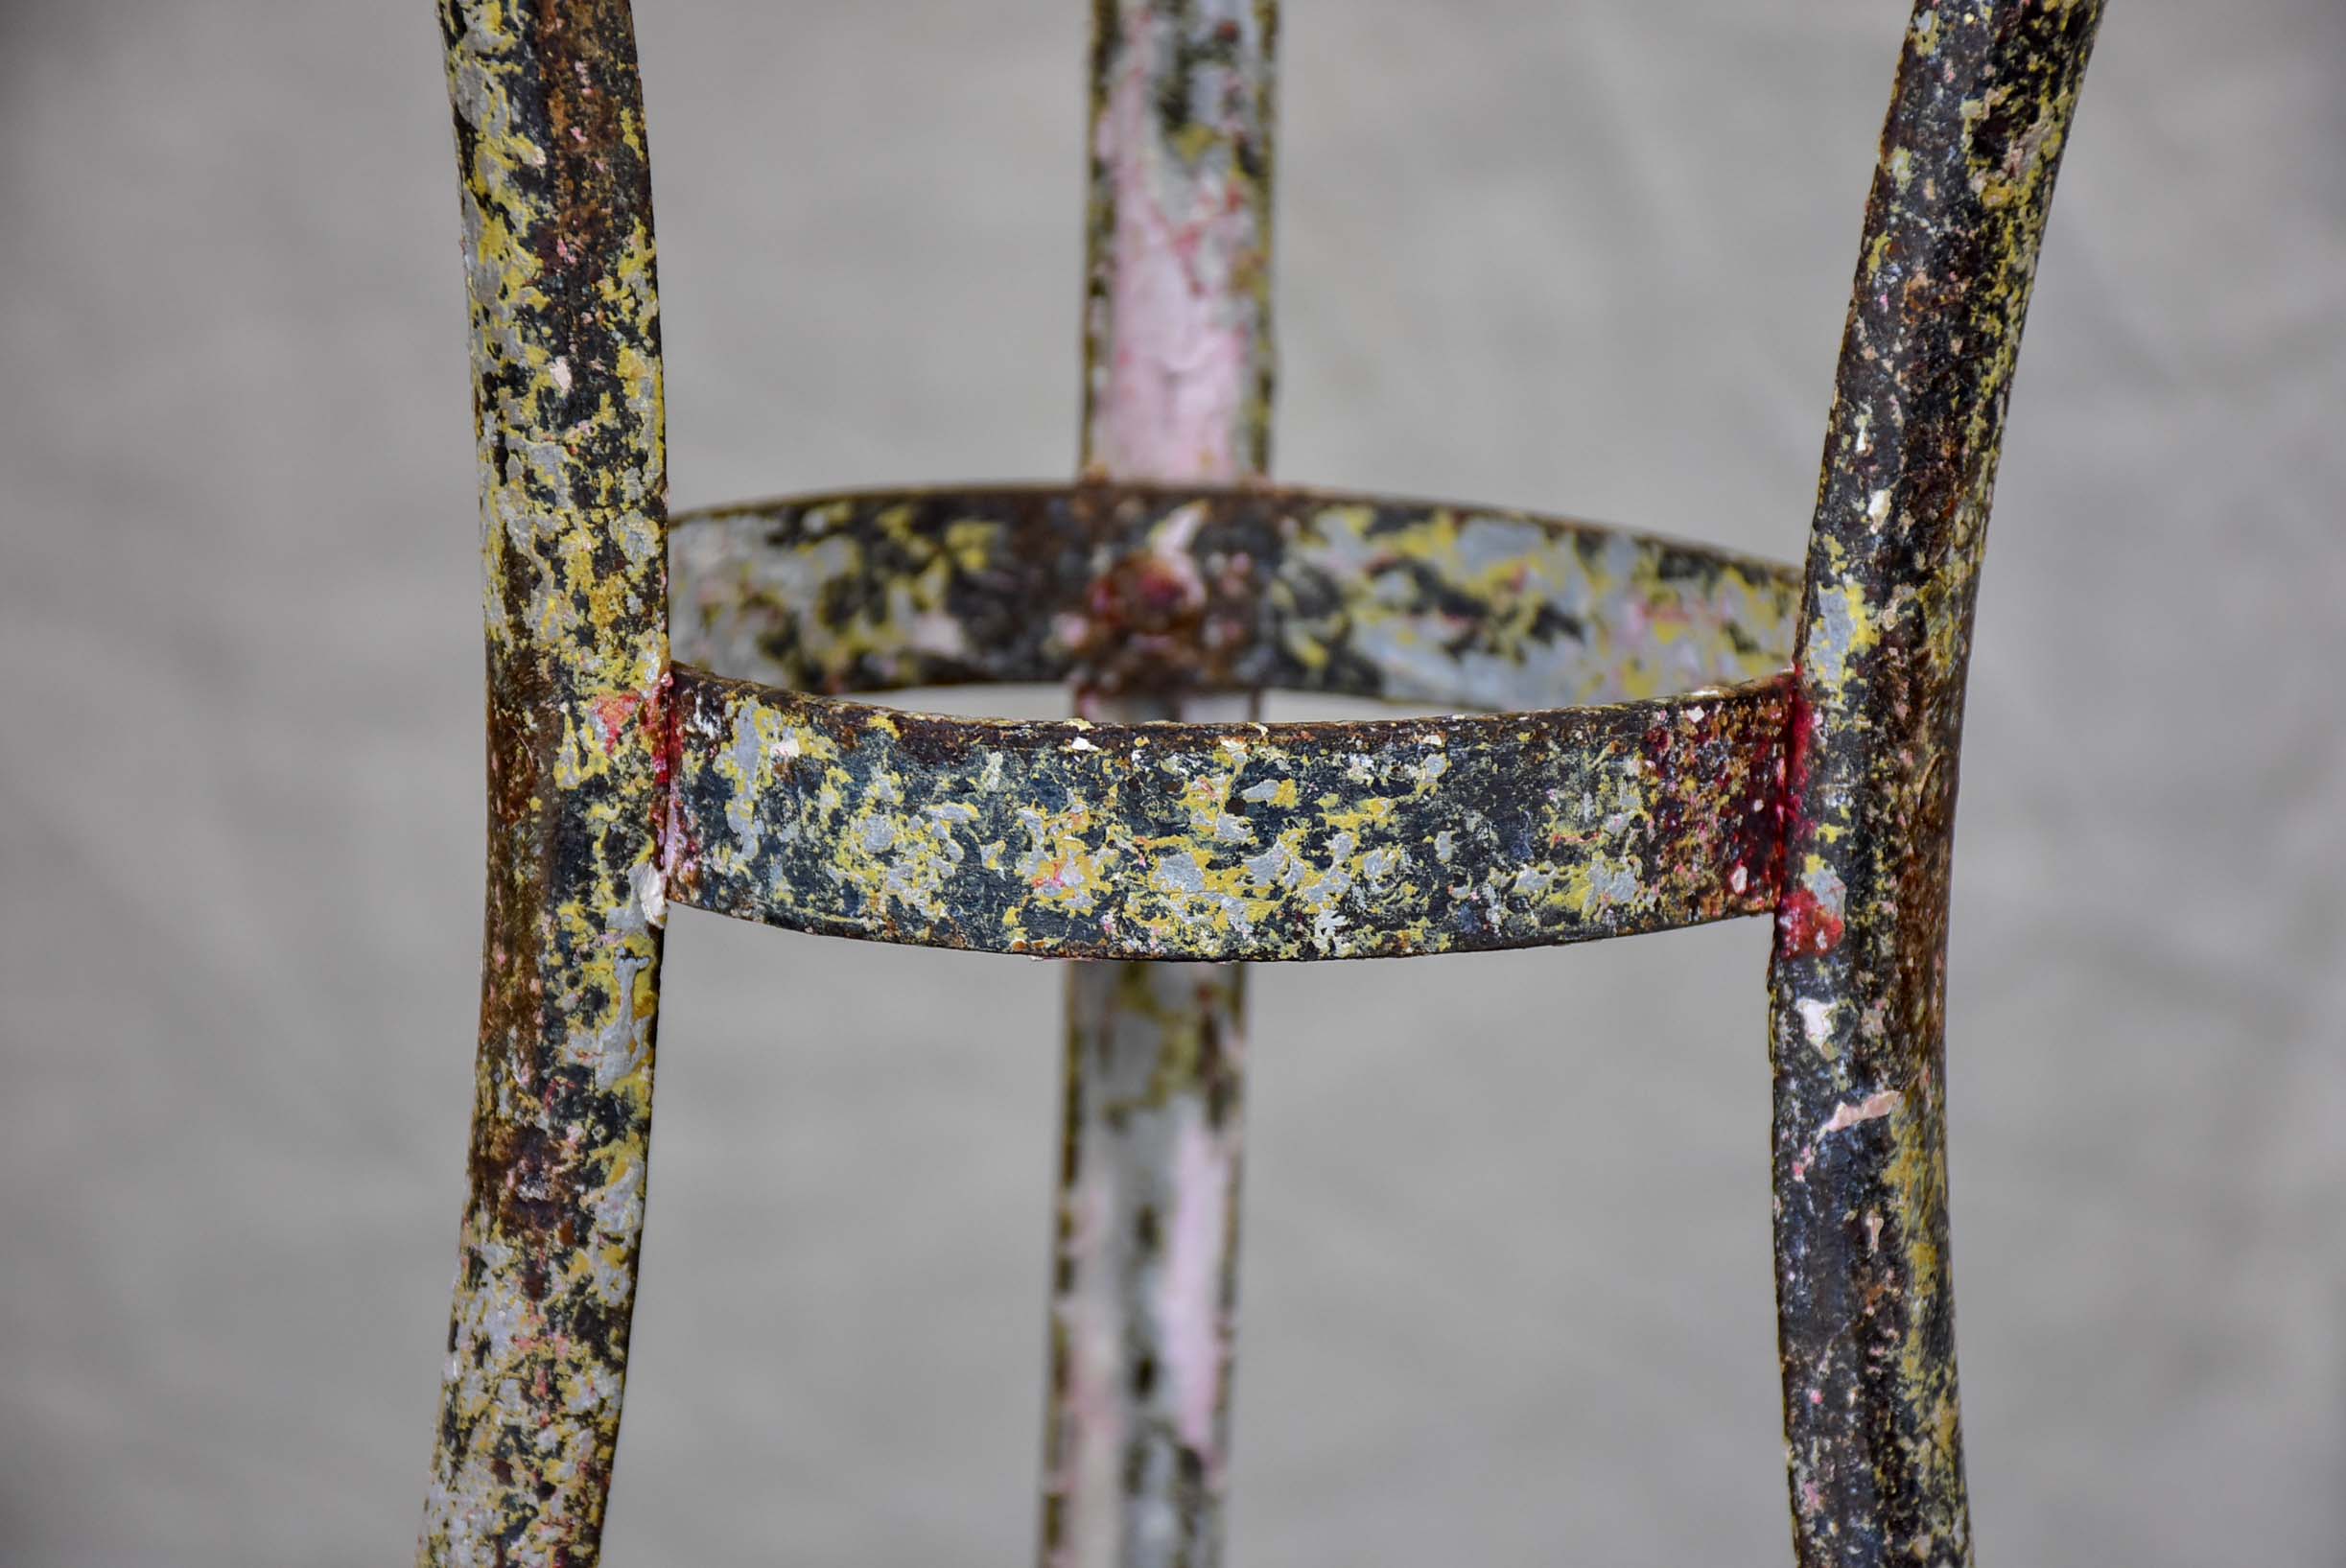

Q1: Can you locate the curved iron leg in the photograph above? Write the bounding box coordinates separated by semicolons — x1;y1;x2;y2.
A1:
1769;5;2103;1563
420;2;671;1561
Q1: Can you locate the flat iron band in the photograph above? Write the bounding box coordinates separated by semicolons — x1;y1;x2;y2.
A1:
669;480;1799;711
662;480;1798;962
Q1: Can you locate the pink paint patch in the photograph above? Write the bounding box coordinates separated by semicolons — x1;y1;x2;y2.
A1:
1047;1182;1124;1568
1816;1088;1904;1140
1159;1111;1233;1476
1090;11;1255;481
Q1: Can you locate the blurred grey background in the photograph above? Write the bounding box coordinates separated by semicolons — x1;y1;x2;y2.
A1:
4;1;2342;1563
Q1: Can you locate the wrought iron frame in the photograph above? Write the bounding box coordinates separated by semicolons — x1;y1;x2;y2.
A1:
416;3;2104;1563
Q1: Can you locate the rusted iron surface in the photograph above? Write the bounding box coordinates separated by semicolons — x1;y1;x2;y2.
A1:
419;1;669;1563
663;488;1800;971
1768;4;2104;1564
662;664;1786;960
669;482;1800;709
1051;5;1279;1561
407;0;2111;1556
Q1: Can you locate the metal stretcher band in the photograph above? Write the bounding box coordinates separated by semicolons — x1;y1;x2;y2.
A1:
669;481;1800;712
660;664;1791;962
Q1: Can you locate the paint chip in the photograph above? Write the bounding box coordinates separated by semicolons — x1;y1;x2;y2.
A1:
1816;1089;1903;1140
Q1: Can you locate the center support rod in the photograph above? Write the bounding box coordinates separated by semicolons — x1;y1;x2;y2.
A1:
1041;5;1279;1566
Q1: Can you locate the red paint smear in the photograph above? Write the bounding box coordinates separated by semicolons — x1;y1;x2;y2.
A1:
1088;556;1205;627
647;671;675;792
591;690;645;755
1759;677;1824;931
651;671;699;885
1776;887;1844;959
1780;679;1820;808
